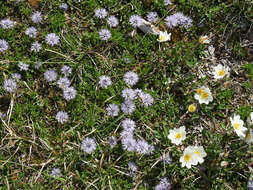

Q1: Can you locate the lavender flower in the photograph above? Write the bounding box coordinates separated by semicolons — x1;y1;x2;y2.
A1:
59;3;68;11
0;18;16;29
165;15;178;29
50;168;61;177
11;73;21;80
121;136;136;152
31;41;42;52
120;130;134;139
134;89;143;96
248;180;253;190
165;13;192;29
139;92;154;106
124;71;139;86
56;111;68;124
99;75;112;88
44;69;57;82
128;162;138;172
0;39;8;52
45;33;60;46
129;15;142;28
155;178;171;190
61;65;72;76
106;103;120;117
107;16;119;28
121;100;135;115
160;153;171;165
18;62;29;71
121;88;137;100
57;77;70;89
4;79;17;93
34;62;41;69
164;0;172;5
94;8;108;19
63;86;77;101
31;11;42;24
25;27;37;38
121;118;136;132
99;29;111;41
108;136;117;148
135;139;154;155
147;12;158;23
81;137;96;154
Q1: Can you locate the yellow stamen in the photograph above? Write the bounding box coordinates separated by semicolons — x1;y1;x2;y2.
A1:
195;151;200;156
188;104;196;113
201;92;209;99
246;133;251;140
184;154;191;162
196;88;202;94
159;35;166;41
218;70;225;76
175;133;182;139
233;123;240;130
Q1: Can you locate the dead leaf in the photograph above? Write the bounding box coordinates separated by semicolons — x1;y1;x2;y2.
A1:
27;0;40;8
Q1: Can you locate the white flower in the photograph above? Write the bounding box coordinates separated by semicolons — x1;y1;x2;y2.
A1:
230;114;247;137
249;112;253;124
192;146;207;164
168;126;186;145
157;31;171;42
199;35;210;44
179;146;198;168
194;86;213;104
212;64;229;79
244;129;253;144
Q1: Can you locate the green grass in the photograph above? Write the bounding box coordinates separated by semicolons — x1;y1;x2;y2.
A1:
0;0;253;189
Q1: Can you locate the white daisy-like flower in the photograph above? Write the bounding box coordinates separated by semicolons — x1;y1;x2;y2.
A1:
168;126;186;145
192;146;207;164
157;31;171;42
230;114;247;137
179;146;198;168
244;129;253;144
194;86;213;105
212;64;229;79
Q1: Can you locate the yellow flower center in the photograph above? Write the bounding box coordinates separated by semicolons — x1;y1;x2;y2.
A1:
175;133;182;139
233;123;240;130
184;154;191;162
218;70;225;76
158;35;166;41
195;151;200;156
246;133;251;140
188;104;196;112
201;92;209;99
196;88;203;94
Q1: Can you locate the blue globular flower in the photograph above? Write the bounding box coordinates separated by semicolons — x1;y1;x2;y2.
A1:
128;162;138;172
59;3;68;11
147;12;158;23
121;100;135;115
155;178;171;190
94;8;108;19
164;0;172;5
107;16;119;28
25;27;37;38
129;15;142;28
121;88;137;100
11;73;21;81
248;180;253;190
81;137;97;154
56;111;68;124
106;103;120;117
63;86;77;101
4;79;17;93
18;62;29;71
50;168;61;177
108;136;117;148
99;29;111;41
44;69;57;82
61;65;72;76
135;139;154;155
165;12;192;29
31;41;42;52
134;89;143;96
121;136;136;152
120;130;134;139
57;77;70;89
124;71;139;86
165;15;178;29
0;18;16;29
121;118;136;132
99;75;112;88
139;92;154;106
0;39;8;52
45;33;60;46
31;11;42;24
